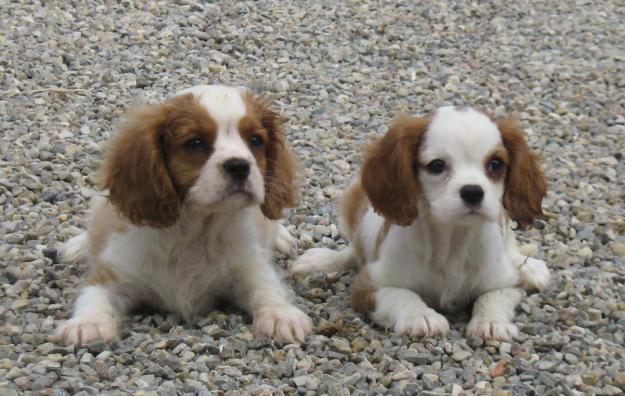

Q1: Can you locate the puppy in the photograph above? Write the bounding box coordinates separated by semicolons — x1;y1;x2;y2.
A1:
57;85;312;345
292;106;550;340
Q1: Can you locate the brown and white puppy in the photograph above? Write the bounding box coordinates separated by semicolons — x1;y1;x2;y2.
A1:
57;85;312;345
292;106;550;340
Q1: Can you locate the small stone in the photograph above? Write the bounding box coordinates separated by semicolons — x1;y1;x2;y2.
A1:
564;353;579;364
330;336;351;354
490;360;508;377
135;374;157;388
402;350;429;365
611;243;625;257
11;299;29;310
0;358;13;369
578;246;593;260
582;373;599;386
500;342;512;354
601;385;623;396
42;247;58;262
422;373;439;390
273;80;289;93
293;375;320;390
613;373;625;389
452;345;472;362
351;337;368;352
5;233;24;244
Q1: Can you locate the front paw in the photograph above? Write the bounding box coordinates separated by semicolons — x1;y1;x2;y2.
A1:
253;305;313;343
55;316;118;346
519;257;550;290
394;309;449;338
274;224;297;255
466;318;519;341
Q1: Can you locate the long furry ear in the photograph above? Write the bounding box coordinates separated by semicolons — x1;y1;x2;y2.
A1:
361;115;429;226
497;117;547;229
101;104;179;228
247;93;299;220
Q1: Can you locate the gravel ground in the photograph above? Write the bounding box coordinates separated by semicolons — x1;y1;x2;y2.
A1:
1;1;624;395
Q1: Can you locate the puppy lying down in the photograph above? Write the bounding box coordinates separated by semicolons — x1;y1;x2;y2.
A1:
57;85;312;345
293;107;550;340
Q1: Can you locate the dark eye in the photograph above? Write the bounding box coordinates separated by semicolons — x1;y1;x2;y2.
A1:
184;137;204;151
249;134;263;147
489;158;504;172
426;159;446;174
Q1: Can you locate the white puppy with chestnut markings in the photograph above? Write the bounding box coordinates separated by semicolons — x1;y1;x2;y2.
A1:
57;85;312;345
292;107;550;340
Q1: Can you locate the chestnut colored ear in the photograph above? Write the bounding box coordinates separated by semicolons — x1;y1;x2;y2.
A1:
497;117;547;229
361;115;429;226
248;94;299;220
101;104;179;228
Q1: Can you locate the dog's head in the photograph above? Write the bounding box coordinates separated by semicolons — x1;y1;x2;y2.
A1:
102;85;299;228
361;106;546;228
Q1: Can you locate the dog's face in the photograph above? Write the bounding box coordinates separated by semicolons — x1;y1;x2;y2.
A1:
102;85;298;228
361;106;547;228
419;107;507;224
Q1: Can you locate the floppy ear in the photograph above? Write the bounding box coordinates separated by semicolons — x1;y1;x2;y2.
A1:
497;117;547;229
249;94;299;220
361;115;429;226
101;104;179;228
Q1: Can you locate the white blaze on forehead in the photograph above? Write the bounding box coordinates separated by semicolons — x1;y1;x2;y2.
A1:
174;85;248;131
422;106;502;160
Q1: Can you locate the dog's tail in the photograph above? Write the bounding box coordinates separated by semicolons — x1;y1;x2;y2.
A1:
290;246;357;275
61;232;89;263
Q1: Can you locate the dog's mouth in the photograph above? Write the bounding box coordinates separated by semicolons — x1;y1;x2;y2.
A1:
225;183;262;203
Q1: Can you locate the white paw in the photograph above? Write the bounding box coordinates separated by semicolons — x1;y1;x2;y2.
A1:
274;224;297;255
519;257;550;290
290;248;344;275
55;316;118;346
394;309;450;338
253;305;313;343
466;318;519;341
61;232;89;263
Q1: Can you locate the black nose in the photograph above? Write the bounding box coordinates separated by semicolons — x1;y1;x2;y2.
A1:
222;159;250;181
460;185;484;205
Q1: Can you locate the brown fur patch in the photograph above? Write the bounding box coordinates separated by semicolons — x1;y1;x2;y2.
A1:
340;180;369;239
361;115;430;226
87;265;119;285
351;267;377;313
102;94;217;228
497;118;547;229
317;317;361;337
243;92;299;220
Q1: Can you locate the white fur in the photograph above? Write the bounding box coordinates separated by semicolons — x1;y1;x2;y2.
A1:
420;107;504;224
294;107;551;341
57;85;311;346
274;224;298;254
61;232;89;263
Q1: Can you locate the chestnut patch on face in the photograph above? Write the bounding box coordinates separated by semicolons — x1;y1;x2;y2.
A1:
238;115;268;172
484;147;508;182
164;95;218;193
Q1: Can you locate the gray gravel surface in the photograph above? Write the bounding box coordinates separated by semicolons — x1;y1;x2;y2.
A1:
2;1;625;395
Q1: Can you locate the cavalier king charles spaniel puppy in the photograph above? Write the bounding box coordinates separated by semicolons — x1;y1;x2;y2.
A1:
292;106;550;340
57;85;312;345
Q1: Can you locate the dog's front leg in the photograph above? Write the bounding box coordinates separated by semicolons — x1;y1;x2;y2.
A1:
371;287;450;337
232;255;312;344
466;287;523;341
56;284;129;346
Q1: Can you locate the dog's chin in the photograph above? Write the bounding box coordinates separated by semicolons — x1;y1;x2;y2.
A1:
190;187;263;215
432;206;498;226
